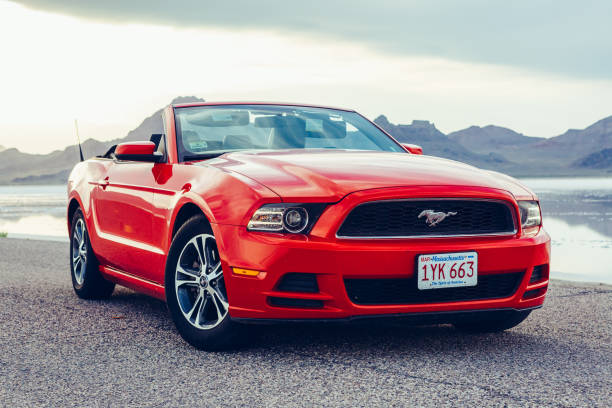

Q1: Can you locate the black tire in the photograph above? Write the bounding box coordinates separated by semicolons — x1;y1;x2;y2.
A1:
453;310;532;333
165;215;245;350
70;209;115;299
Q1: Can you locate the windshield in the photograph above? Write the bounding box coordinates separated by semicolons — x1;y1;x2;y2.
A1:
174;104;404;161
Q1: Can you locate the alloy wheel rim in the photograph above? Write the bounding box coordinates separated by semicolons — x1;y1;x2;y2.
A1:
175;234;228;330
71;218;87;285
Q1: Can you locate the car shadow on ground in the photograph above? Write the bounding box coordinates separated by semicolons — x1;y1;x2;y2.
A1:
252;320;543;352
103;288;553;358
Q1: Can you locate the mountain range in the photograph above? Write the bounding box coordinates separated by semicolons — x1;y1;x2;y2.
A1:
373;115;612;176
0;96;610;184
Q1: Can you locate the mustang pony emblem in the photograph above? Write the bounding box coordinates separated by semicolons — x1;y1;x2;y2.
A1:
418;210;457;227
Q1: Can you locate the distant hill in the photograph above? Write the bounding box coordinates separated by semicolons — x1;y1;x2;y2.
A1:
447;125;544;154
0;145;5;152
0;98;611;184
373;116;510;168
573;148;612;170
442;115;612;175
0;96;204;184
534;116;612;158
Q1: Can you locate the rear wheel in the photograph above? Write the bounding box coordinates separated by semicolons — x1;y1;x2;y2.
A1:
70;209;115;299
165;215;244;350
453;310;532;333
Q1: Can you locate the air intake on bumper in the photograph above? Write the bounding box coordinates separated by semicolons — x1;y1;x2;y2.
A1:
344;272;524;305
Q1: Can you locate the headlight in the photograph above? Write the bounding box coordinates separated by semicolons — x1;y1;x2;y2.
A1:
247;203;328;234
518;200;541;229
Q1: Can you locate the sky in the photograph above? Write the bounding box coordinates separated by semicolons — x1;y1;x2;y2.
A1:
1;0;611;154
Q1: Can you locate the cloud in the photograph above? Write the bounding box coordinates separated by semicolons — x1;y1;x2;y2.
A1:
11;0;612;79
1;0;611;154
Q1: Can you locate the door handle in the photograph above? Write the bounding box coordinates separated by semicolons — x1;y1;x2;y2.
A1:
99;177;110;188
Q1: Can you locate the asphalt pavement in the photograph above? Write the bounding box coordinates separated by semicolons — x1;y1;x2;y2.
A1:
0;238;610;407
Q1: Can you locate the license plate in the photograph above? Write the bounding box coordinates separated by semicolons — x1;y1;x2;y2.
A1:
417;252;478;290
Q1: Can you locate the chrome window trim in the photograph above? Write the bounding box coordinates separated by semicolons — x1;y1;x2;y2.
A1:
335;198;518;240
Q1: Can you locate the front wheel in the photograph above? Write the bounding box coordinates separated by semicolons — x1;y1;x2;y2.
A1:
453;310;532;333
165;215;244;350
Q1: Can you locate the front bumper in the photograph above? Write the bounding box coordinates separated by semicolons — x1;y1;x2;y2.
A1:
214;185;550;320
215;224;551;320
232;306;543;325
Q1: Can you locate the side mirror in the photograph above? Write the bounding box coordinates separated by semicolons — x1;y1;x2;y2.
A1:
402;143;423;155
114;142;162;162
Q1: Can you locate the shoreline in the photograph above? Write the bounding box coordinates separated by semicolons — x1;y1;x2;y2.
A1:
1;235;610;287
3;232;68;242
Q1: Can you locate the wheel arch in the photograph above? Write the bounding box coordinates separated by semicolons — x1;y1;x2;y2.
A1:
67;196;83;232
66;193;105;260
170;202;213;241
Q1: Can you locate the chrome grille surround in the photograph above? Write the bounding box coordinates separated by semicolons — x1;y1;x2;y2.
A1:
336;198;518;239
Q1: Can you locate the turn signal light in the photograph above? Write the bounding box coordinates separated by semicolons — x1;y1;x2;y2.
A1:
232;267;262;277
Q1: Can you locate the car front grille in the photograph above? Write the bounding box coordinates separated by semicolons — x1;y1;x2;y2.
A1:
344;272;524;305
337;199;516;238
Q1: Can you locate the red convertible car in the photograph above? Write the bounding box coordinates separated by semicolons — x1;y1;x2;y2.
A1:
67;102;550;349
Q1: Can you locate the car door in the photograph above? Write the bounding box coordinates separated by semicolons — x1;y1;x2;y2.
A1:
91;158;161;280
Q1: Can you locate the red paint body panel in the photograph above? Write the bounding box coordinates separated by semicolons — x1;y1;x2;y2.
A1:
115;141;156;156
203;150;536;203
67;102;550;321
219;225;550;319
402;143;423;155
173;101;355;112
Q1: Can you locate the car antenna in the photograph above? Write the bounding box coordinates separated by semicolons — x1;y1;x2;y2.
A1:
74;119;84;161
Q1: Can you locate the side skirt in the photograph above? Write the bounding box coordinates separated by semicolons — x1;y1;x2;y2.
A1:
100;265;166;300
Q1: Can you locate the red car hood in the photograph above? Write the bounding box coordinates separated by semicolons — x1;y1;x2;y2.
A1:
205;150;535;201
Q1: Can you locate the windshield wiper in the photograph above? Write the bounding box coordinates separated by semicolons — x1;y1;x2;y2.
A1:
183;152;227;161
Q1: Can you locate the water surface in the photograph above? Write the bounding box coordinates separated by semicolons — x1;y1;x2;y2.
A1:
0;185;67;240
520;177;612;284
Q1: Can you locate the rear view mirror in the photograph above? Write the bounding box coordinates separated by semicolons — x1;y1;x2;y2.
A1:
254;115;346;138
185;109;249;127
305;118;346;139
402;143;423;155
254;115;304;129
114;142;162;162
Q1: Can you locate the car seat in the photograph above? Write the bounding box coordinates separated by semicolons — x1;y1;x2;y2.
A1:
269;117;307;149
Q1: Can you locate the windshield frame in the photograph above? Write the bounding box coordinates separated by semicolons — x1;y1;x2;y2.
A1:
173;103;406;162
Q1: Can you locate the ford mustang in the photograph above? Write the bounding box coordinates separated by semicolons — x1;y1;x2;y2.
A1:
67;102;550;350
